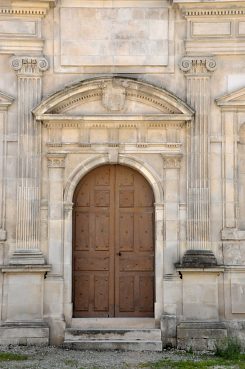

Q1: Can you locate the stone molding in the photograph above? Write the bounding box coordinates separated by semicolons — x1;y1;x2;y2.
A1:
0;1;56;17
47;153;66;168
180;56;217;75
10;56;49;76
161;154;182;169
182;8;245;17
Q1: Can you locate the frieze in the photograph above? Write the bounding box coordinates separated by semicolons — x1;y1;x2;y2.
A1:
161;154;183;169
10;56;49;76
180;57;216;75
47;154;66;168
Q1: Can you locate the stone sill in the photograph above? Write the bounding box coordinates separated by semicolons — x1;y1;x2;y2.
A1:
0;265;51;273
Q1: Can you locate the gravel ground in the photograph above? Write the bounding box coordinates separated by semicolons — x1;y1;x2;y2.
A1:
0;346;202;369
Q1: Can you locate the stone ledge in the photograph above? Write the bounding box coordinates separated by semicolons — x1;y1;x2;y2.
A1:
0;265;51;273
175;250;221;269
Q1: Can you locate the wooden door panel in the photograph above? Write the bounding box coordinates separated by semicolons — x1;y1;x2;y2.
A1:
74;274;90;311
94;274;109;311
119;276;135;312
139;276;154;312
74;212;89;250
119;256;154;272
94;190;110;207
119;213;134;251
74;255;109;271
73;165;154;318
95;213;110;250
115;165;155;317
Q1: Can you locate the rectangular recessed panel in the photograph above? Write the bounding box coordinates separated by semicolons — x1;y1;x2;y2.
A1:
192;22;231;36
95;214;110;250
60;7;169;67
137;213;154;251
74;274;90;311
75;212;89;250
119;190;134;207
94;275;109;311
0;20;36;36
119;213;134;251
94;190;110;207
139;276;154;312
119;276;134;312
95;168;110;185
75;183;90;206
120;256;154;272
74;256;109;271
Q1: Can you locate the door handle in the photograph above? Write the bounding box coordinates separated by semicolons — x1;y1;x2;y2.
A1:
117;252;122;256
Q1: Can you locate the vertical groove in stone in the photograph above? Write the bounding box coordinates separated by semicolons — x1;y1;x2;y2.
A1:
12;57;48;251
181;57;216;250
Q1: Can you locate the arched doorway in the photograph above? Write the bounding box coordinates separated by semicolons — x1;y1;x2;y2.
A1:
72;164;155;318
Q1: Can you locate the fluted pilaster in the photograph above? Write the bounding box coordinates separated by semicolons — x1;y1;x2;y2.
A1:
180;56;216;250
10;56;48;263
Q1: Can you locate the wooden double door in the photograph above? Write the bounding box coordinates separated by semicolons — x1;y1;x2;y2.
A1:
73;165;155;317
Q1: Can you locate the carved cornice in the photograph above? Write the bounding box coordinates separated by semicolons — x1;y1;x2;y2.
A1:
183;8;245;17
161;154;183;169
47;153;66;168
10;56;49;76
180;56;216;75
0;1;56;17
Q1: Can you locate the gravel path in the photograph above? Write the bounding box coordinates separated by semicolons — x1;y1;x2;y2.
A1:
0;346;201;369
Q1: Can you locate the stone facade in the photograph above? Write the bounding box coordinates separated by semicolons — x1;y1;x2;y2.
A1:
0;0;245;350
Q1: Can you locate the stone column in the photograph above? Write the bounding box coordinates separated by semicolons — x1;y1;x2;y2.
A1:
45;153;66;345
47;153;66;276
10;56;48;264
180;56;216;250
162;154;182;274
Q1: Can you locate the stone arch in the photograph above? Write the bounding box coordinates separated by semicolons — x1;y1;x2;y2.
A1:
63;154;164;324
64;154;163;205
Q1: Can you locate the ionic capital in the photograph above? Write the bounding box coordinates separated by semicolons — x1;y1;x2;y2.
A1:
179;56;216;75
161;154;182;169
10;56;49;76
47;153;66;168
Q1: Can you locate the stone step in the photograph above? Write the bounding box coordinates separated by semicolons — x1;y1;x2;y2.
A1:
71;318;156;329
65;328;161;341
63;339;162;351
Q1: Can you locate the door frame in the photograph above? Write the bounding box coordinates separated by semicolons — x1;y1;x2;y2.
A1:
63;154;164;325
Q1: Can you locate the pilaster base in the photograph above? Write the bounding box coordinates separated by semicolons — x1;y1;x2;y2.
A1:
0;322;49;345
9;249;45;265
177;322;227;351
161;314;177;348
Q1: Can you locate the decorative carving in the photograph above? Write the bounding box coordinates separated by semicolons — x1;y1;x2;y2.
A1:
10;56;49;76
180;57;216;74
183;8;245;17
102;81;126;112
47;154;66;168
161;154;182;169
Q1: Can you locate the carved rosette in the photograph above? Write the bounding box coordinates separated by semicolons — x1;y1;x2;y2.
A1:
47;154;66;168
161;154;182;169
179;56;216;75
10;56;49;76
